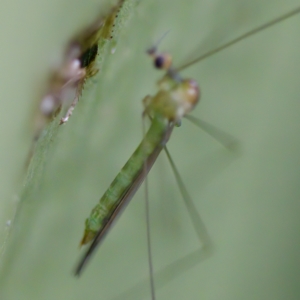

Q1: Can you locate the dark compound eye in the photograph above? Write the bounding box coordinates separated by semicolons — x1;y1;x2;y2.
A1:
153;53;172;70
154;55;165;69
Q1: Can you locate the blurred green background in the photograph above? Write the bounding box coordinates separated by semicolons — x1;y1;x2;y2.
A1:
1;0;300;299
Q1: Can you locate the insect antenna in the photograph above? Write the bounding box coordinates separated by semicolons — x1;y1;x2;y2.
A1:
146;29;171;56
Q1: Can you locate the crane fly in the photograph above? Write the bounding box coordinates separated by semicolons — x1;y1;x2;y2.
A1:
74;5;300;300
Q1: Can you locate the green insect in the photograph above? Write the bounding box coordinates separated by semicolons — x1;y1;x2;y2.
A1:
75;5;300;300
